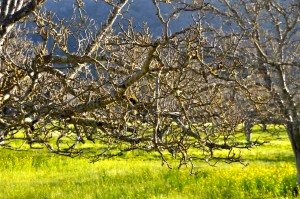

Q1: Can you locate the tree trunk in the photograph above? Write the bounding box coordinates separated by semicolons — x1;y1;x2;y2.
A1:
262;123;267;132
287;121;300;185
244;120;252;142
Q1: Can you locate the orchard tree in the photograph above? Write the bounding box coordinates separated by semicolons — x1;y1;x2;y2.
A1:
0;0;299;183
0;0;254;170
208;0;300;183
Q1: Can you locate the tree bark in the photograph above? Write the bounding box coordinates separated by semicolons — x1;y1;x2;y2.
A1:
287;121;300;184
244;120;252;143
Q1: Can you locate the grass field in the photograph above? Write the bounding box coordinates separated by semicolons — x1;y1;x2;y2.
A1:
0;125;298;199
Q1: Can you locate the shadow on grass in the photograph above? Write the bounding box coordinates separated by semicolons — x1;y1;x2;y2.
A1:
245;153;295;163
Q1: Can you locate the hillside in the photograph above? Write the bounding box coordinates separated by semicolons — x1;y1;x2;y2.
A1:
44;0;197;35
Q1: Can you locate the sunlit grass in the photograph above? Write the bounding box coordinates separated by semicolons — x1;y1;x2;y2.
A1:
0;125;297;199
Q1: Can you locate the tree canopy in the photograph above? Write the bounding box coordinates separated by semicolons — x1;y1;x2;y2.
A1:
0;0;299;181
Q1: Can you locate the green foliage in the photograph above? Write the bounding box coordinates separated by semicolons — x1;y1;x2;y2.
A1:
0;127;297;199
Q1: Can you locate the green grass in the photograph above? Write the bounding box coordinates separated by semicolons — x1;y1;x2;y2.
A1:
0;125;298;199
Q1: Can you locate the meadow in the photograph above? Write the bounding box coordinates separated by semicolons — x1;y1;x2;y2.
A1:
0;125;298;199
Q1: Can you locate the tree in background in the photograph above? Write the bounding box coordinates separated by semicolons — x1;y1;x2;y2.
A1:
0;0;299;182
209;0;300;183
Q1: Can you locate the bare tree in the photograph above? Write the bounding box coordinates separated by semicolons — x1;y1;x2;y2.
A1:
0;0;45;145
1;0;297;180
0;0;256;170
209;0;300;184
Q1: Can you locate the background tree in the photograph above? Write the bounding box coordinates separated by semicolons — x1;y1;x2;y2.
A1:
208;0;300;183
